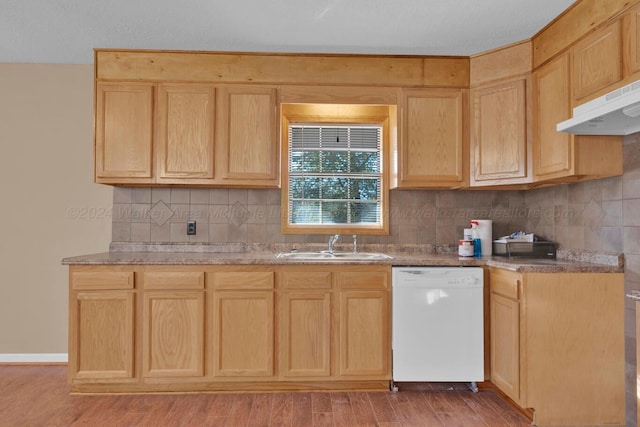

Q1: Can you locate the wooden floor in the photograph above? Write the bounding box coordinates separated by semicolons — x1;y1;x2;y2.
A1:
0;366;531;426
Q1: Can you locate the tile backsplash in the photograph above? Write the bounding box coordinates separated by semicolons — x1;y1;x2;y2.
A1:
112;187;529;248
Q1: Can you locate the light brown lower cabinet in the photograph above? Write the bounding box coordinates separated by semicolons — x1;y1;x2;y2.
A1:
489;271;520;404
277;269;333;381
68;264;390;393
339;290;389;377
279;290;332;378
213;290;275;377
72;290;135;381
489;268;624;427
68;267;136;383
142;270;206;379
143;290;205;378
209;269;275;377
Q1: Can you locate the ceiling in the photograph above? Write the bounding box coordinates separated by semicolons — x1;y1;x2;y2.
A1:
1;0;576;64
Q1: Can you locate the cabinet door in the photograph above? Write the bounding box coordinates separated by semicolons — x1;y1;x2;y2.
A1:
572;20;623;102
397;89;466;188
71;291;135;380
213;291;274;376
532;54;573;179
280;291;331;377
217;86;279;186
156;84;216;181
95;83;154;182
625;4;640;76
471;79;528;185
142;290;205;378
490;292;520;403
338;290;389;377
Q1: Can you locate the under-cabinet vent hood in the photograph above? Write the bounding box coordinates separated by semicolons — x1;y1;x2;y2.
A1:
557;79;640;135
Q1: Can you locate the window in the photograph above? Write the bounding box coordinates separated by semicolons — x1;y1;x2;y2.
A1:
281;104;391;235
289;124;382;224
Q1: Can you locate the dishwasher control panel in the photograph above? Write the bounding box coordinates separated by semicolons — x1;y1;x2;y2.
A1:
393;267;482;287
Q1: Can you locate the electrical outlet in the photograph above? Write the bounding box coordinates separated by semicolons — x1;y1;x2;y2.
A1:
187;220;196;235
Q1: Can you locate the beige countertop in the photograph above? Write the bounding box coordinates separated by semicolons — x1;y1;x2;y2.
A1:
62;243;624;273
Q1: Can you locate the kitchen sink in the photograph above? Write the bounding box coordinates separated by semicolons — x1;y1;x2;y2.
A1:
276;251;392;260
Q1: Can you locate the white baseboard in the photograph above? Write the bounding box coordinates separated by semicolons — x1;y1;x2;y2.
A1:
0;353;68;363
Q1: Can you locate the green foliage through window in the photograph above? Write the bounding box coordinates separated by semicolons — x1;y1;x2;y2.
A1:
288;124;382;225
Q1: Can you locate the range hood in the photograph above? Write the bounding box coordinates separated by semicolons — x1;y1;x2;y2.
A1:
557;79;640;135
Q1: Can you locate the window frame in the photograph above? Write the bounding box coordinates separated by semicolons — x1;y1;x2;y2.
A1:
280;103;392;235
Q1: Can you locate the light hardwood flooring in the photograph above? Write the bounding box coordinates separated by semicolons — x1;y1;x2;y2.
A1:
0;366;531;426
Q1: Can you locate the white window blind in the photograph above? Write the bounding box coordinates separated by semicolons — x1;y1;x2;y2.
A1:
288;124;382;225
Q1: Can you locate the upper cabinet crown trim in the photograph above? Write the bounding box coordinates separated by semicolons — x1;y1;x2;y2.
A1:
95;49;470;88
470;40;532;87
533;0;635;68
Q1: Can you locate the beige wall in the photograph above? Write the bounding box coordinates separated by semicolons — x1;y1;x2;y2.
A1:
0;64;112;354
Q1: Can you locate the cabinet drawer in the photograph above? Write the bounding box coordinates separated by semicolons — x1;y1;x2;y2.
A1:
209;271;274;289
490;268;521;300
143;272;204;289
280;271;332;289
336;271;389;289
72;270;134;290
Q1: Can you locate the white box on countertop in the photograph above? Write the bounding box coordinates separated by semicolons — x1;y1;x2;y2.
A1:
471;219;492;256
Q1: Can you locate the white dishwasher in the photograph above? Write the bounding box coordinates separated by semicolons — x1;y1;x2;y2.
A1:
391;267;484;391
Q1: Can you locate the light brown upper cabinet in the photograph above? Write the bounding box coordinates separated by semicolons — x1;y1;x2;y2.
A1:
95;82;279;187
93;46;625;190
155;84;216;183
532;53;622;183
571;20;623;103
470;78;529;187
393;88;467;188
95;83;154;184
624;3;640;77
216;86;279;187
532;54;572;180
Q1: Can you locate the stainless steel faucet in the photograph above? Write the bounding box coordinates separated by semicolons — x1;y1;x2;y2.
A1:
328;234;340;253
352;234;358;253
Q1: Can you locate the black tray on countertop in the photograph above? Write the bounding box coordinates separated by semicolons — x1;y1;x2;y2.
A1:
492;241;557;259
